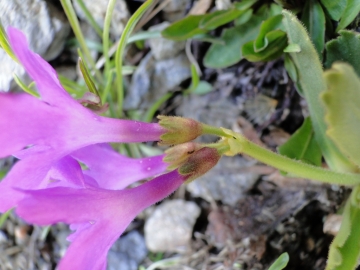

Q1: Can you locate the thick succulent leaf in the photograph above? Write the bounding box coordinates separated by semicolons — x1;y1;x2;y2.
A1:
234;9;253;26
282;10;357;172
325;30;360;76
319;0;346;20
242;30;287;62
279;117;322;167
322;63;360;167
268;252;289;270
301;0;325;59
337;0;360;31
326;186;360;270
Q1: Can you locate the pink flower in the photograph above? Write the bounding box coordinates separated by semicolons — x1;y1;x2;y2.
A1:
16;168;186;270
0;28;167;211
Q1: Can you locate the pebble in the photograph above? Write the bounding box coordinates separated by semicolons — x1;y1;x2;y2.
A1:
144;199;201;252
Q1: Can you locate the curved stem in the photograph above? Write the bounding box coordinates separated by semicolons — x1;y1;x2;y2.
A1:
236;134;360;186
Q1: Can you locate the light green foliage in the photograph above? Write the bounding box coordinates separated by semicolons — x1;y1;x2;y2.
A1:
234;0;257;10
301;0;325;59
268;252;289;270
326;186;360;270
78;57;101;101
242;14;287;62
0;22;17;62
337;0;360;31
319;0;346;20
322;63;360;167
184;64;213;95
325;30;360;75
282;10;357;172
161;8;247;41
279;117;322;167
204;6;268;68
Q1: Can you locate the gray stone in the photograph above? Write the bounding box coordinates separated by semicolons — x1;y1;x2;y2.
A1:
124;52;191;110
187;156;259;206
163;0;191;22
148;22;186;60
0;0;70;91
107;231;147;270
74;0;129;38
144;199;200;252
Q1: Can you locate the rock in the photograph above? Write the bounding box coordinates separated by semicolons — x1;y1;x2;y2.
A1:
124;52;191;110
148;22;186;61
107;231;147;270
187;156;259;206
74;0;129;38
144;199;200;252
162;0;191;22
0;0;70;91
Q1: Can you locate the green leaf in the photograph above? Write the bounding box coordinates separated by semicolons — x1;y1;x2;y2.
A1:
301;0;325;59
268;252;289;270
162;15;206;41
234;9;253;26
254;14;284;52
204;12;266;68
322;63;360;167
234;0;257;10
199;9;246;30
0;22;17;62
283;43;301;52
284;54;303;95
13;74;39;97
242;30;287;62
279;117;322;167
337;0;360;31
193;81;213;95
78;57;101;101
325;30;360;76
319;0;346;20
326;186;360;270
282;10;357;172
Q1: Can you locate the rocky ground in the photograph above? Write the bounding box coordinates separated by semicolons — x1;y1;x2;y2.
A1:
0;0;347;269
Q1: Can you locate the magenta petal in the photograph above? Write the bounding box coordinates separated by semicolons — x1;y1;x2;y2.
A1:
45;156;86;188
0;152;55;212
16;170;185;269
7;27;77;107
72;144;167;189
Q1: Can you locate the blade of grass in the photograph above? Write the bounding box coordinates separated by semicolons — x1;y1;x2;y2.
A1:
60;0;102;82
103;0;117;77
75;0;103;38
143;92;173;122
13;74;39;97
115;0;155;117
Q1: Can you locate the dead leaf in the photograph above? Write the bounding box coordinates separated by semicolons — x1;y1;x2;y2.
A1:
189;0;213;15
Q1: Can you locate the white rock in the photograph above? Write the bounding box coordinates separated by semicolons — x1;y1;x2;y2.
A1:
163;0;190;22
0;0;70;91
73;0;129;38
144;199;200;252
148;22;186;61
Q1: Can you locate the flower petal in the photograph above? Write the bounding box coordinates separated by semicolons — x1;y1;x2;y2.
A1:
72;144;167;189
16;170;185;269
7;27;77;107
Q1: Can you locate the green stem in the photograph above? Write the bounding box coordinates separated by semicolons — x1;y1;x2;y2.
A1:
235;134;360;186
202;124;230;137
103;0;116;77
75;0;103;37
60;0;102;82
115;0;154;117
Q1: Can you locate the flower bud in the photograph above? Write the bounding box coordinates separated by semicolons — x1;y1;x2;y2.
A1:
164;142;203;170
157;115;203;145
178;147;221;183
